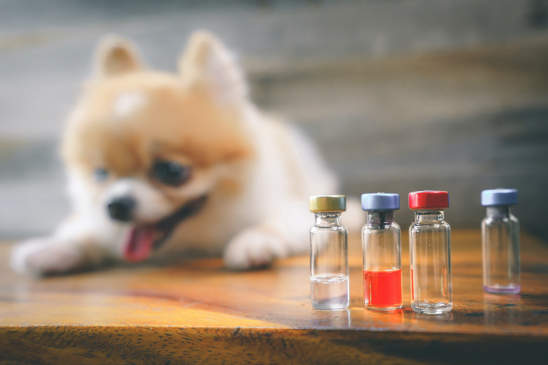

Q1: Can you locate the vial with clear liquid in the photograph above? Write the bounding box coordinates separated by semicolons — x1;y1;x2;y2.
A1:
309;195;349;310
409;190;453;315
481;189;520;294
361;193;402;311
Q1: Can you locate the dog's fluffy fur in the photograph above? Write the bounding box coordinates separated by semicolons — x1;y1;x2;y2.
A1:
11;31;351;275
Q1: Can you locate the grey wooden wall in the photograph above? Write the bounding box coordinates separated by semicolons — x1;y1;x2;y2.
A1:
1;0;547;239
249;38;548;238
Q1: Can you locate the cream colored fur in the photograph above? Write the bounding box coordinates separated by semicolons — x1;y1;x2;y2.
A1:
10;31;356;276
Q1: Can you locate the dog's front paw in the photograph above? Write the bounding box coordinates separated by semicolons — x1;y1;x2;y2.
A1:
223;228;289;270
10;238;83;276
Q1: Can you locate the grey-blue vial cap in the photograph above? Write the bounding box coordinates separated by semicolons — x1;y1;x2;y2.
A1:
481;189;518;206
361;193;400;211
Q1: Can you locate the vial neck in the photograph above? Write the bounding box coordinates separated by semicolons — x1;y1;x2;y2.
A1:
314;212;342;227
486;206;510;218
366;211;394;229
414;210;445;224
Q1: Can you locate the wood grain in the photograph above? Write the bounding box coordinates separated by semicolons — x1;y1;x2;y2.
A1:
1;230;548;364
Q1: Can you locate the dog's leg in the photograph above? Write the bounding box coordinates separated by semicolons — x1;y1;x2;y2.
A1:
223;200;311;269
223;198;363;270
10;215;113;276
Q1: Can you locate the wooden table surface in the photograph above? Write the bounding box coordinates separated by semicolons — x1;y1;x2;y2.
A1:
1;230;547;364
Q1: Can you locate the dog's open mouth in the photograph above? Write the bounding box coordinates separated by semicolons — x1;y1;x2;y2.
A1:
123;195;208;262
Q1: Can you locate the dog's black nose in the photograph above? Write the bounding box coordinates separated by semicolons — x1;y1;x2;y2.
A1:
107;196;136;222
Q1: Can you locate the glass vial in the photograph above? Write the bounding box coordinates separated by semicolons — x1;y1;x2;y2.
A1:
481;189;520;294
409;190;453;315
309;195;349;310
361;193;402;311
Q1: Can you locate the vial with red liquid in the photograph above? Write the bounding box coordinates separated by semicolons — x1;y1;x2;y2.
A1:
361;193;402;311
409;190;453;315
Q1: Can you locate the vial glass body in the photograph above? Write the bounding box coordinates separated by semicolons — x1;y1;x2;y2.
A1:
482;206;520;294
362;211;402;310
310;212;349;310
409;210;453;314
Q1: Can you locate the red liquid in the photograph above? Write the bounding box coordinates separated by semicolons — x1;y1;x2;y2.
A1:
364;269;402;308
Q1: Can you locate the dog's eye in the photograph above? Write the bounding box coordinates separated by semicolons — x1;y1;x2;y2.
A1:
94;168;109;182
151;160;191;187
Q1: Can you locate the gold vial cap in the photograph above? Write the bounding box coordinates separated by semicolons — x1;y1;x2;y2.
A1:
309;195;346;213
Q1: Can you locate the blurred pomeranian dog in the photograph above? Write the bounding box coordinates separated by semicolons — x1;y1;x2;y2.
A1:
10;31;344;275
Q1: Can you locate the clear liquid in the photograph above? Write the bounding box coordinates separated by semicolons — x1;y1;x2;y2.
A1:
310;274;349;310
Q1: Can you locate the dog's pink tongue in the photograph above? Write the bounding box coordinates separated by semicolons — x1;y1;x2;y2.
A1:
123;227;156;262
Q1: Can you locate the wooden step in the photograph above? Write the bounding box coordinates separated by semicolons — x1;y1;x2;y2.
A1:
1;230;547;363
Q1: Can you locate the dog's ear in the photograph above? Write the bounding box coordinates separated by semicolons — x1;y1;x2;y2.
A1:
94;35;142;78
178;31;247;103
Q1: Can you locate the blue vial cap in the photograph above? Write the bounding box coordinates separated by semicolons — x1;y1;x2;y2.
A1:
361;193;400;211
481;188;518;206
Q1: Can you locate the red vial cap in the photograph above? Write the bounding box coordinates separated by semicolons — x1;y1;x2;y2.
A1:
408;190;449;210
